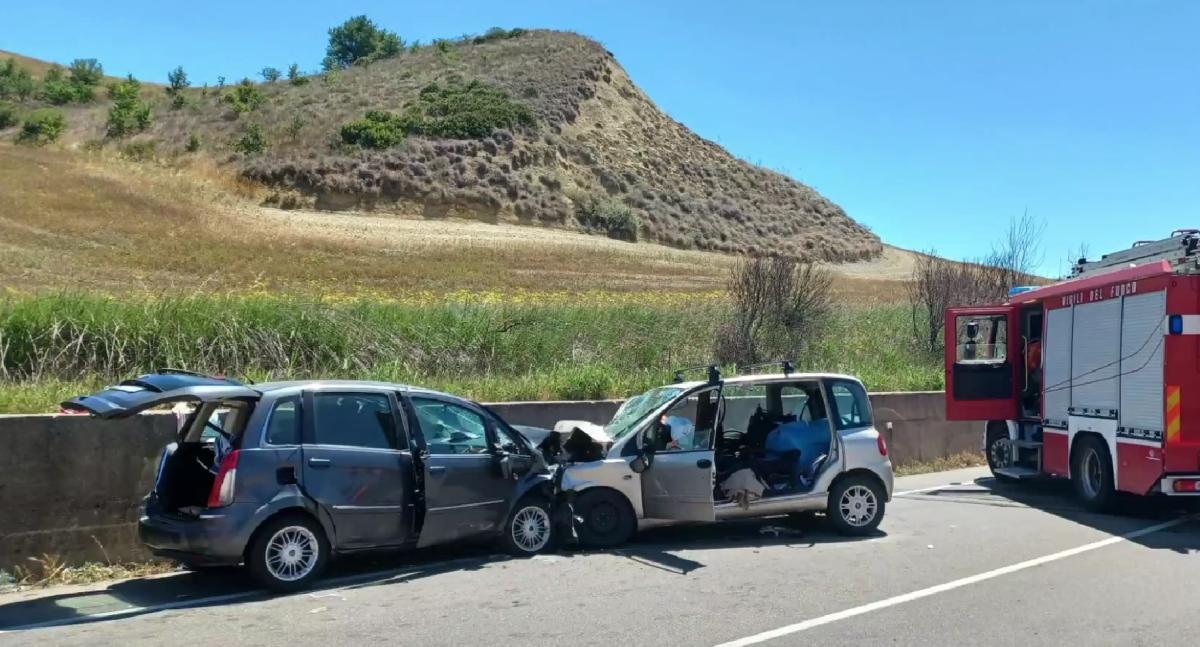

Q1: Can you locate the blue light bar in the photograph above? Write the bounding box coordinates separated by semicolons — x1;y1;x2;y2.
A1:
1008;286;1039;297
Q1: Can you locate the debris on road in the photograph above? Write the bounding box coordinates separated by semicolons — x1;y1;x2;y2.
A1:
759;525;804;538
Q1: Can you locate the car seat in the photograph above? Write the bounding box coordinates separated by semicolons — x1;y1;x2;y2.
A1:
753;449;801;492
745;406;776;452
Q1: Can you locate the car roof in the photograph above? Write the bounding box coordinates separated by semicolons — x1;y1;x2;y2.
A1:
670;372;864;390
254;379;469;402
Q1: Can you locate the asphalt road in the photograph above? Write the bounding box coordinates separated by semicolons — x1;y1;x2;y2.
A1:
2;466;1198;646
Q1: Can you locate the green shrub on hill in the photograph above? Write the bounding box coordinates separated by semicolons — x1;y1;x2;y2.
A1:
166;66;189;109
67;58;103;87
401;80;535;139
323;15;404;70
40;60;102;104
287;63;307;86
106;75;151;137
339;80;535;148
235;123;267;154
40;66;78;104
339;110;406;149
15;109;65;145
0;59;35;102
224;79;266;114
472;27;527;44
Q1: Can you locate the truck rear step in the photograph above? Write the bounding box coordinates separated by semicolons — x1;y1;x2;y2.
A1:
994;466;1040;480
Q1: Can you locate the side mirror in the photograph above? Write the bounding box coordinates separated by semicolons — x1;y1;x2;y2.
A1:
630;450;654;474
494;450;513;479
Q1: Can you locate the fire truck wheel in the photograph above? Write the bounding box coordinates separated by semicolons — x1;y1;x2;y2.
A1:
1071;436;1115;512
985;427;1015;482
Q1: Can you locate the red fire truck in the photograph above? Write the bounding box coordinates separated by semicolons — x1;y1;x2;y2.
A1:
945;230;1200;510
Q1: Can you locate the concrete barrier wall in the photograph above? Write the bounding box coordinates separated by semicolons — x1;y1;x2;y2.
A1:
871;391;981;463
0;392;975;570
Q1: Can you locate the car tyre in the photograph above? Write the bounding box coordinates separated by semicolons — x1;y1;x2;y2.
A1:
575;489;637;549
828;475;885;536
246;514;330;593
502;496;556;556
1071;435;1115;512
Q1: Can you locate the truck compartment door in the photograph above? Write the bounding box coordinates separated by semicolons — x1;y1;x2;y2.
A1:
945;306;1020;421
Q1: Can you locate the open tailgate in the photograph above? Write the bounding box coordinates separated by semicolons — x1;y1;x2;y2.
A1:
61;373;260;419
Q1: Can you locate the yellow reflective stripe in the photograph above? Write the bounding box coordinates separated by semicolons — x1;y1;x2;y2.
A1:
1167;385;1182;443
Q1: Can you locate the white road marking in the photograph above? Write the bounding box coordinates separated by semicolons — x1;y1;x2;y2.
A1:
714;515;1192;647
893;482;966;496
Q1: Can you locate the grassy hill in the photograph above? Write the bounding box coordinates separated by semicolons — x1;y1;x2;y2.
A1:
0;144;910;297
1;30;881;262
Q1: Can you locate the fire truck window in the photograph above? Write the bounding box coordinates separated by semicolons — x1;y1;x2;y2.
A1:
956;316;1007;363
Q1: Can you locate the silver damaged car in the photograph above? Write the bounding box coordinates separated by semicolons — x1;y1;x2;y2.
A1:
532;368;894;547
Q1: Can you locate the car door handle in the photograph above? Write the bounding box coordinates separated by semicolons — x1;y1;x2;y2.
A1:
696;459;713;469
429;465;447;475
308;457;332;468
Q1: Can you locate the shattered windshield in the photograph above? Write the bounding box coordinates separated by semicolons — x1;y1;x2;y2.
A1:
606;386;685;441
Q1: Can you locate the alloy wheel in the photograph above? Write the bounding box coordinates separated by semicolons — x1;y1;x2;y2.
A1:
839;485;878;527
511;505;551;553
265;525;319;582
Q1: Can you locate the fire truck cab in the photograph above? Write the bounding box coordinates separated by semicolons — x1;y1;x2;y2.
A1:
946;230;1200;510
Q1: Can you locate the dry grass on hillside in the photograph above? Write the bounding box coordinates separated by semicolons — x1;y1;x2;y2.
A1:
11;30;881;263
0;145;906;300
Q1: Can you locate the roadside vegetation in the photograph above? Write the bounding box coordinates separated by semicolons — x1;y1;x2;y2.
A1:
893;451;988;477
0;554;176;590
0;293;939;413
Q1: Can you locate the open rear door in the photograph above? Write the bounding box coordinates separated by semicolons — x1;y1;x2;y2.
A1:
945;306;1020;421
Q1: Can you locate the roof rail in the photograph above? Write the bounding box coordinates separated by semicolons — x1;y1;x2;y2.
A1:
156;368;210;377
155;368;250;385
672;364;722;385
736;359;796;376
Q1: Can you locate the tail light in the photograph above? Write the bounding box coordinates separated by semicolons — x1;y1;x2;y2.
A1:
1172;479;1200;493
877;434;889;457
207;450;241;508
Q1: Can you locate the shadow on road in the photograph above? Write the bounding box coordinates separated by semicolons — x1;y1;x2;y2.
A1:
909;476;1200;554
0;515;870;631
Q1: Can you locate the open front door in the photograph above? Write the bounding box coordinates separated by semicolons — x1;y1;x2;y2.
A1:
639;386;719;521
945;306;1020;421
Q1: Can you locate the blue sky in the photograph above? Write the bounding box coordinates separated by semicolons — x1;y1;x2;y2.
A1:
4;1;1198;276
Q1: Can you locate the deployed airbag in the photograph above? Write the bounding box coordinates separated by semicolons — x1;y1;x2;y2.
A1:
537;420;612;463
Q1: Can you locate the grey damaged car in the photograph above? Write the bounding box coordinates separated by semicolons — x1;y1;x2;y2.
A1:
64;372;560;591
